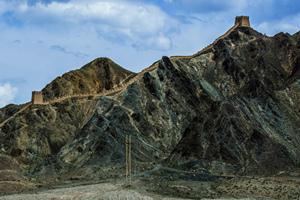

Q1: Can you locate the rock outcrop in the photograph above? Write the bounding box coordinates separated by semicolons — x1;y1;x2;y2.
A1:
0;26;299;179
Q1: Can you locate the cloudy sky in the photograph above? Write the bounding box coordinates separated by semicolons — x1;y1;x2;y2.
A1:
0;0;299;107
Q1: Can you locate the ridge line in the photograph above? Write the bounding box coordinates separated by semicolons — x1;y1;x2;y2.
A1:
0;62;160;128
170;23;239;60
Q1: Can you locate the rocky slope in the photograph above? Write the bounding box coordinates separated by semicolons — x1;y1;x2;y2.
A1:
0;26;299;186
168;27;300;175
0;155;36;193
42;57;136;101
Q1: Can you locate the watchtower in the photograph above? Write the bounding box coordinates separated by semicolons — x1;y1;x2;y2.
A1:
235;16;250;27
31;91;43;104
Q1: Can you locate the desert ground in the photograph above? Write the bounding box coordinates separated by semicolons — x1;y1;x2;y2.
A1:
0;163;299;200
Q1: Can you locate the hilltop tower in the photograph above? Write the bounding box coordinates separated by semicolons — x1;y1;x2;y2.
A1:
31;91;43;104
235;16;250;27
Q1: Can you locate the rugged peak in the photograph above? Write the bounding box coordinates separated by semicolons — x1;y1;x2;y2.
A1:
81;57;134;76
42;57;136;101
83;57;118;69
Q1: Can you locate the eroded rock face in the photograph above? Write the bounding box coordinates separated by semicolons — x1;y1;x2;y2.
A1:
0;27;299;176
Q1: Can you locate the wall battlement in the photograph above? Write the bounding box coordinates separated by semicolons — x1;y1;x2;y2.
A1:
31;91;43;104
235;16;250;27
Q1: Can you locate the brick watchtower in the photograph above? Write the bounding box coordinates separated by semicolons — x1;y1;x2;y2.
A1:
31;91;43;104
235;16;250;27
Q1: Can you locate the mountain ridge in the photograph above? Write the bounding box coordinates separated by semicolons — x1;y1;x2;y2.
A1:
41;57;136;102
0;24;299;196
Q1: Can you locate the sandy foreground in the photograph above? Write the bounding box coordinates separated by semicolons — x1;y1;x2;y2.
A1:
0;164;299;200
0;181;255;200
1;182;167;200
0;182;187;200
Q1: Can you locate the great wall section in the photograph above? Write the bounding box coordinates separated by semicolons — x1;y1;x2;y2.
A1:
41;61;159;105
0;16;250;128
0;62;159;128
170;16;250;60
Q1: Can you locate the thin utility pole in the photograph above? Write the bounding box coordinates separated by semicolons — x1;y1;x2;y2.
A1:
129;134;131;185
126;134;128;184
125;134;131;186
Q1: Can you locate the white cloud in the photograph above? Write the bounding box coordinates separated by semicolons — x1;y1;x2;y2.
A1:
176;0;244;13
8;0;178;50
255;14;300;36
155;34;172;50
135;33;172;50
0;83;18;107
0;2;5;14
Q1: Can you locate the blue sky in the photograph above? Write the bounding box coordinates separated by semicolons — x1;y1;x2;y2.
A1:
0;0;299;107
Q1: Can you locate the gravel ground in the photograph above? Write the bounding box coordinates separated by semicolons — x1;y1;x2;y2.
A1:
0;181;191;200
1;165;298;200
0;181;273;200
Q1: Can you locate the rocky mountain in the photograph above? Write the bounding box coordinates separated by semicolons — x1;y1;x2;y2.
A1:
168;27;300;175
0;26;299;191
42;57;136;101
